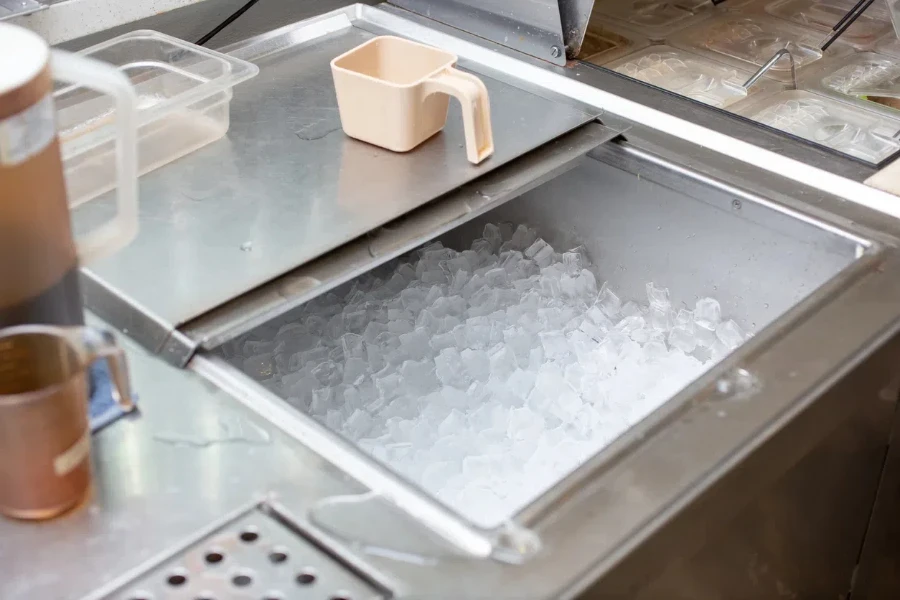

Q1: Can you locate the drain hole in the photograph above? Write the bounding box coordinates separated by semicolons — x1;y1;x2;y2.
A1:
330;595;352;600
232;573;253;587
167;574;188;587
295;570;317;585
268;548;289;564
239;528;260;543
204;550;225;564
195;595;216;600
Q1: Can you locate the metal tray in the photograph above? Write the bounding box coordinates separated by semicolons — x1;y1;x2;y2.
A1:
72;4;600;340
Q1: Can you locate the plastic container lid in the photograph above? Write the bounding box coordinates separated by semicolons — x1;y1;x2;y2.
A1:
765;0;891;50
886;0;900;40
604;45;783;109
593;0;710;41
579;22;651;66
804;52;900;113
669;14;852;83
735;90;900;163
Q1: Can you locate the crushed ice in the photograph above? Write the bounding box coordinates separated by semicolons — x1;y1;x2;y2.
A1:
224;223;747;527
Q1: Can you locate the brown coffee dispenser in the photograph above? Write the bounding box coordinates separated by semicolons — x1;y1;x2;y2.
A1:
0;22;138;329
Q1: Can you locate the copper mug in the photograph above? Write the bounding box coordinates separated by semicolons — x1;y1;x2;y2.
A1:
0;325;132;520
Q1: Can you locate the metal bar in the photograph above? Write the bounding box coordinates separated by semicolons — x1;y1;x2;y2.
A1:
743;48;797;91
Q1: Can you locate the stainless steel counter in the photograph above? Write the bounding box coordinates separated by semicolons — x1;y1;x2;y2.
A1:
0;317;366;600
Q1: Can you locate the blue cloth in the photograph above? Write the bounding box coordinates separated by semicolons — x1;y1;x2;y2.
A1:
88;360;138;433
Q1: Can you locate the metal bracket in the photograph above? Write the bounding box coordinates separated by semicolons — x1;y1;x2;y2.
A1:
0;0;46;20
388;0;597;65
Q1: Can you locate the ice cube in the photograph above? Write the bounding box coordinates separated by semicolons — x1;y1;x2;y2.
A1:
674;309;694;329
373;331;400;351
400;288;427;312
424;285;444;307
344;409;373;439
343;357;368;386
325;409;343;431
397;263;416;281
363;321;389;343
449;270;470;293
488;344;518;379
621;301;642;318
340;333;365;360
387;320;414;335
510;225;538;251
435;348;473;388
431;295;466;318
646;282;670;309
312;360;342;386
431;331;457;353
525;239;554;266
668;325;698;354
415;309;440;333
694;297;722;328
647;305;672;331
507;369;537;398
596;283;622;318
309;387;332;416
465;317;493;349
483;223;503;252
374;370;402;400
461;349;491;382
539;330;570;360
528;347;545;371
644;339;669;361
615;315;646;336
342;309;368;333
716;319;745;350
561;249;586;275
484;268;509;288
398;327;431;358
400;359;439;395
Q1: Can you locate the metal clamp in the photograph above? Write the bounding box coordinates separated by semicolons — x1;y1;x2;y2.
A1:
743;48;798;92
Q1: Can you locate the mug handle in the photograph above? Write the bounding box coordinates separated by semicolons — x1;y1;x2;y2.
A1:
75;327;135;413
423;67;494;165
50;50;139;264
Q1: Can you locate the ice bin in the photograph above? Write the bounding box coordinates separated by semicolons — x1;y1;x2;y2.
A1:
210;144;865;532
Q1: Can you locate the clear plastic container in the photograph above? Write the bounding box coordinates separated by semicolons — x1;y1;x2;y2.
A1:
604;45;783;109
876;31;900;58
804;52;900;116
764;0;891;50
593;0;711;41
888;0;900;40
54;30;259;206
670;14;851;83
735;90;900;163
579;23;651;66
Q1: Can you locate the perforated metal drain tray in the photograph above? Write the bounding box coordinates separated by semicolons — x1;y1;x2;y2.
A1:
100;502;384;600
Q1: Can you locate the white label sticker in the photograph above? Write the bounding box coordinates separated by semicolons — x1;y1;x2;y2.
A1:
0;94;56;166
53;429;91;476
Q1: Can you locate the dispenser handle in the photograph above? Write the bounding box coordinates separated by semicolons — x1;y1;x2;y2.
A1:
424;67;494;165
50;50;138;264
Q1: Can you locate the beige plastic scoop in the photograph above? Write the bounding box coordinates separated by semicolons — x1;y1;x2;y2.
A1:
331;35;494;164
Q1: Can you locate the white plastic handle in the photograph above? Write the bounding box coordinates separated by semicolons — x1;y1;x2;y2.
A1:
50;50;138;264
